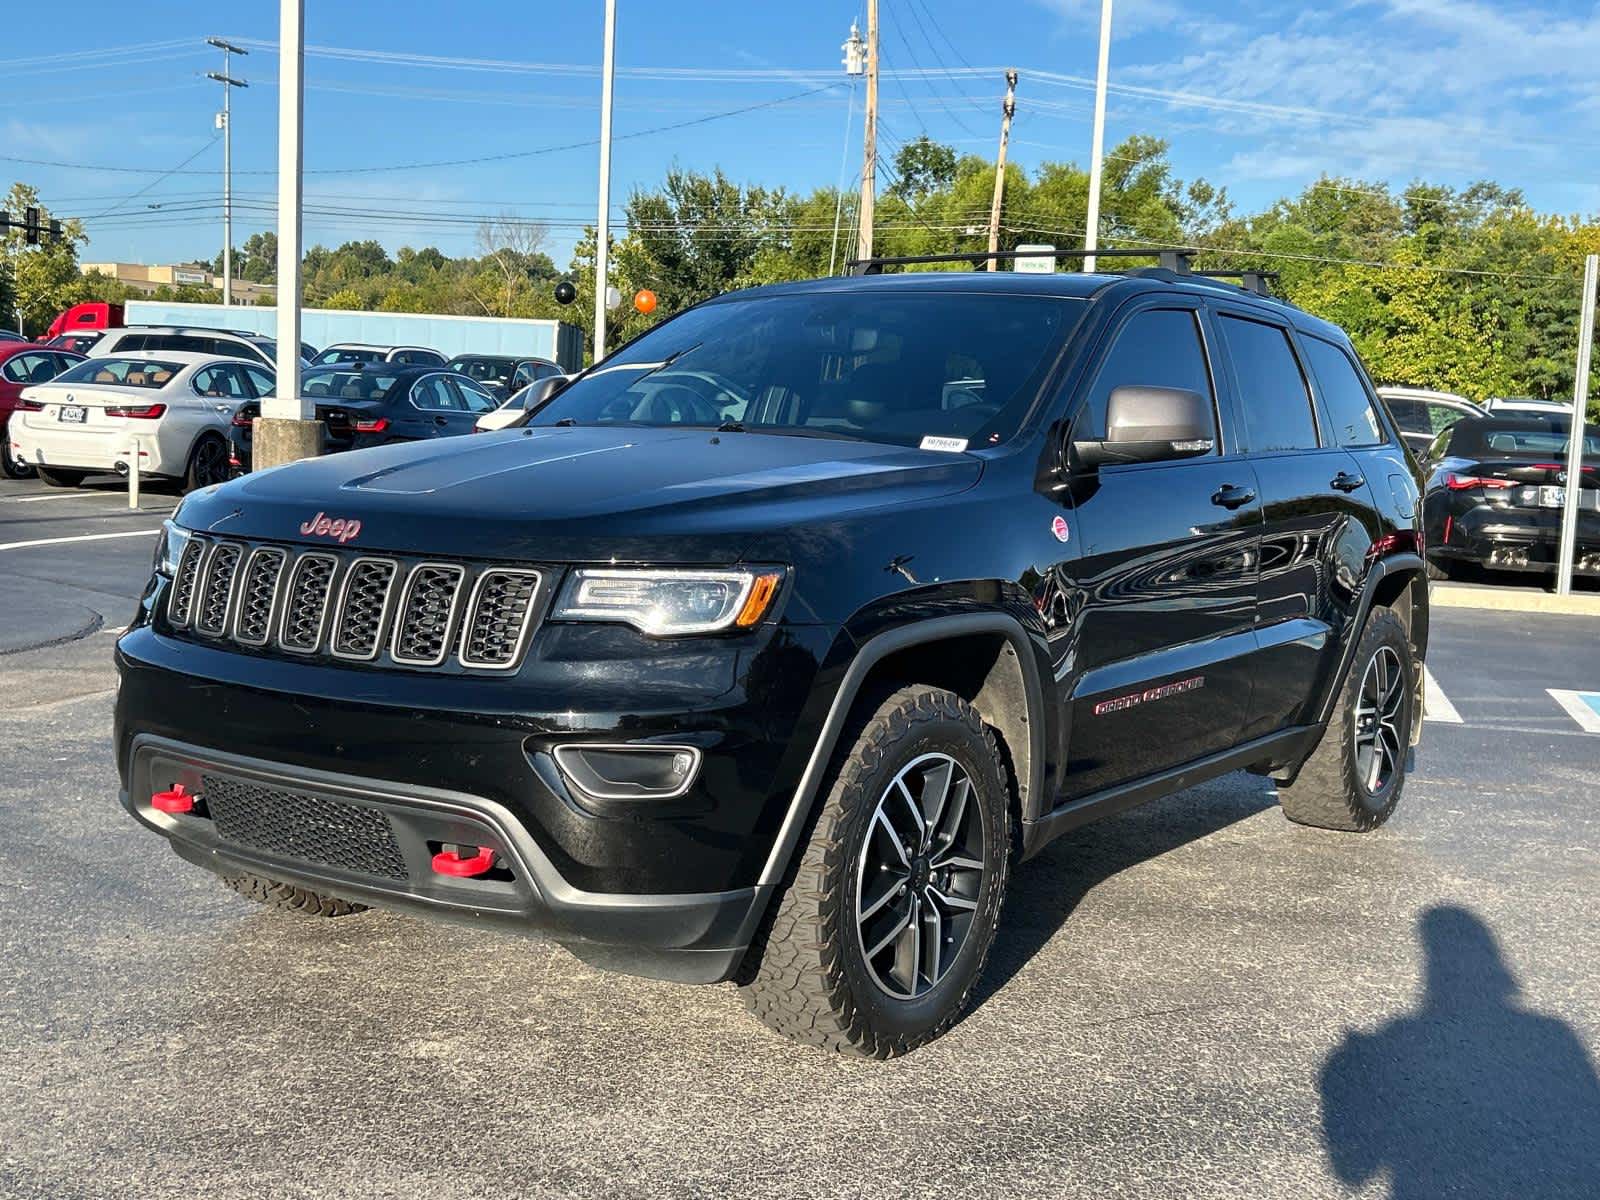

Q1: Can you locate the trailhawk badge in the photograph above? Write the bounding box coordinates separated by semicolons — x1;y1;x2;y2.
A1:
1051;515;1070;543
299;511;362;544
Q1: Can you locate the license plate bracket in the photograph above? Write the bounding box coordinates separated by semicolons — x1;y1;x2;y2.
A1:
57;405;87;424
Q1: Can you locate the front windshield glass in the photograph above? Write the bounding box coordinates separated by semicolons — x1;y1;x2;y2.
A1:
531;292;1086;448
55;357;185;388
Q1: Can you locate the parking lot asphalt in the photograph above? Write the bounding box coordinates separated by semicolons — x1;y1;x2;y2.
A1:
2;473;1598;1199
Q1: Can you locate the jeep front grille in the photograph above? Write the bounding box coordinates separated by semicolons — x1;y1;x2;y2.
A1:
201;774;409;881
165;536;543;673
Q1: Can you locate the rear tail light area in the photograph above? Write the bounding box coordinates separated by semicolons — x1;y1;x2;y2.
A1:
352;416;389;433
15;399;44;412
1445;473;1515;491
231;411;255;428
105;403;167;419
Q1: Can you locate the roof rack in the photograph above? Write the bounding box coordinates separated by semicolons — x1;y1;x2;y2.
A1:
847;247;1194;276
844;248;1282;298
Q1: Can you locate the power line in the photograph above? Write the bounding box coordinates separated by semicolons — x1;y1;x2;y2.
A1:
83;138;220;222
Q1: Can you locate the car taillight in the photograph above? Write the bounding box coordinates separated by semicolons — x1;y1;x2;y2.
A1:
1445;473;1514;490
105;403;166;419
16;398;44;412
352;416;389;433
232;411;254;428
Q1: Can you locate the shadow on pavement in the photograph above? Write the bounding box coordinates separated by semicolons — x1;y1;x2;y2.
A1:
972;776;1278;1008
1320;906;1600;1199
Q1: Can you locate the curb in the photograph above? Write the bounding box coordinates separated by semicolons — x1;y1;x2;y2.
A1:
1430;583;1600;617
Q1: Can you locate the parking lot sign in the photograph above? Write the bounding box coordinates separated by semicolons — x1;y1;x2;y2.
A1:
1014;244;1057;274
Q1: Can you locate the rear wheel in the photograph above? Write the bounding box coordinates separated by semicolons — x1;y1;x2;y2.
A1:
35;465;88;488
183;434;229;493
222;873;368;918
0;436;34;480
1280;606;1415;831
738;685;1010;1057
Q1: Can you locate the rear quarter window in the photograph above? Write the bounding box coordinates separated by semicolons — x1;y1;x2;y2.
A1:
1303;336;1385;447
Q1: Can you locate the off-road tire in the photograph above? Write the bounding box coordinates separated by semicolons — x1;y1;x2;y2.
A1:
35;465;88;488
222;872;368;918
1280;606;1415;832
738;685;1010;1057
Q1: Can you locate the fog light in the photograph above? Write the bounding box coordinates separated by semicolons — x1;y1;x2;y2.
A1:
552;744;702;800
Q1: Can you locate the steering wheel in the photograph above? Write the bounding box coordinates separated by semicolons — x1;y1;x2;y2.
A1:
638;384;722;425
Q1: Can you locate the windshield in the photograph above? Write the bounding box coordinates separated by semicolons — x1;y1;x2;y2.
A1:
314;348;383;365
54;357;185;388
1451;422;1600;458
532;292;1085;448
303;370;401;402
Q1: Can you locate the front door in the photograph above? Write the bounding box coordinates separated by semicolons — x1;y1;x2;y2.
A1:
1059;302;1262;800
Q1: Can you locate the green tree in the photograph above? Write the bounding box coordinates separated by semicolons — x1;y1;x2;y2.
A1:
2;183;87;335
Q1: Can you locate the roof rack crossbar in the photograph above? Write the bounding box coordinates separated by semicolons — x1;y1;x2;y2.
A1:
845;247;1194;276
1193;269;1281;297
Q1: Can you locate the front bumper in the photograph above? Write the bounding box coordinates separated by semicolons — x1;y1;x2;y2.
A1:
123;735;766;982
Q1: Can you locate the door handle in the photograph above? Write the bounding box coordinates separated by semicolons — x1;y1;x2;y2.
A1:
1211;484;1257;510
434;416;449;426
1331;471;1366;492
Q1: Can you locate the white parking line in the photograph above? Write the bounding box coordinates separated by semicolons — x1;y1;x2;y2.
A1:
0;529;161;553
1547;689;1600;735
5;493;94;503
1423;666;1463;725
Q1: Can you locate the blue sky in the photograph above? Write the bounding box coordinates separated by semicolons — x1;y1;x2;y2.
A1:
8;0;1599;269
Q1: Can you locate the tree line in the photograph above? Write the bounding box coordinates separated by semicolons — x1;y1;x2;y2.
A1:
6;135;1598;402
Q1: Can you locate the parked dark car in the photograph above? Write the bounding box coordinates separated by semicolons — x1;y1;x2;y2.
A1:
117;260;1428;1057
0;343;85;478
228;364;499;472
446;354;563;401
1421;415;1600;579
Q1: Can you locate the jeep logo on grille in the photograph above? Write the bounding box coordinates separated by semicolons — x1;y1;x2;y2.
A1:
299;511;362;544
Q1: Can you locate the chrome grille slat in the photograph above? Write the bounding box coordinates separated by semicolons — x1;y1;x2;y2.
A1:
460;569;541;669
194;541;243;637
233;547;287;646
167;536;208;628
331;558;400;661
391;563;466;666
277;552;338;655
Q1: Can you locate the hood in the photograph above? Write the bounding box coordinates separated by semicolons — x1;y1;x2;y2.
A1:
178;424;983;563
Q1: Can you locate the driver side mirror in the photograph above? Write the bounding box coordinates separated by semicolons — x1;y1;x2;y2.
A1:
520;374;569;412
1072;385;1215;468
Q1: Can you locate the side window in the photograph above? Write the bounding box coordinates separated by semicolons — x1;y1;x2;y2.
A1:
117;334;147;352
1426;401;1472;435
1078;308;1217;451
1;355;37;383
410;376;460;411
193;365;246;398
452;378;499;415
1381;396;1427;436
243;366;276;398
511;364;535;390
1303;337;1384;447
1219;315;1319;452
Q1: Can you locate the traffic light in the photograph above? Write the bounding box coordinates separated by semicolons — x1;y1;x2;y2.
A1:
24;206;40;245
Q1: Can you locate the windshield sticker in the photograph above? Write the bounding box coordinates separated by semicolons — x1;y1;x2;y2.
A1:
919;435;969;453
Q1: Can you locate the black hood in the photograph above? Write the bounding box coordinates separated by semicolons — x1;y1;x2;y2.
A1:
178;425;983;563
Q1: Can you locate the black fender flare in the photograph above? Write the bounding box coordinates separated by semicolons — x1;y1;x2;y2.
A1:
1312;551;1426;729
753;612;1049;890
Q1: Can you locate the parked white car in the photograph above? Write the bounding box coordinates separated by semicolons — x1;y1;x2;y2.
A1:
310;343;446;367
473;375;573;432
90;326;310;372
9;351;273;491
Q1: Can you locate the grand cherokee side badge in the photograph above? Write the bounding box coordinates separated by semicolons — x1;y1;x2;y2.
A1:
1051;515;1070;543
299;511;362;544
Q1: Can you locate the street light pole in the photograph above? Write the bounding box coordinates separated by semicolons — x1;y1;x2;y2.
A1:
593;0;617;363
1083;0;1113;272
1555;253;1598;596
207;38;248;307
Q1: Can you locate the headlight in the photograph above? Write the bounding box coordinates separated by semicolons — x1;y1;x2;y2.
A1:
152;520;191;578
552;567;784;636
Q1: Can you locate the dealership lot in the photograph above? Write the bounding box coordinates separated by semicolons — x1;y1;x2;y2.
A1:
2;475;1598;1199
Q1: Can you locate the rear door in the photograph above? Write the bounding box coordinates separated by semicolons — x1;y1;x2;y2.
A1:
1212;309;1383;738
1060;300;1262;797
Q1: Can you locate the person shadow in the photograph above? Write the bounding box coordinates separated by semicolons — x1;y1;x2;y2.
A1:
1320;906;1600;1199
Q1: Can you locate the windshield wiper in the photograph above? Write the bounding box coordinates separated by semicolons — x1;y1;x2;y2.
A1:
553;417;578;426
716;420;746;432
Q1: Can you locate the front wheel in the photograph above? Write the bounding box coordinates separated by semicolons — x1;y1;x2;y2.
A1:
1280;605;1416;831
738;685;1011;1057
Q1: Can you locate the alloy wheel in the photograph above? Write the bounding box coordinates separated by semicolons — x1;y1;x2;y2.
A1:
854;752;986;1000
193;439;227;487
1354;645;1405;795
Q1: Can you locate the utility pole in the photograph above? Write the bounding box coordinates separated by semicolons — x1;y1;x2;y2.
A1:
830;21;866;277
593;0;617;362
207;38;248;307
1083;0;1114;272
856;0;879;263
986;70;1019;271
1556;252;1598;595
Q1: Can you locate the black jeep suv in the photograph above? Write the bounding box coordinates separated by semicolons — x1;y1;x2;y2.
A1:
115;263;1428;1057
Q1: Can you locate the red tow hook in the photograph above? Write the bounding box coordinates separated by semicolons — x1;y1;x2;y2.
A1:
431;845;496;878
151;784;194;814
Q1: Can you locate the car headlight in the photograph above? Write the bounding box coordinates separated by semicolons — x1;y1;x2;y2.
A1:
552;567;784;636
152;520;191;578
